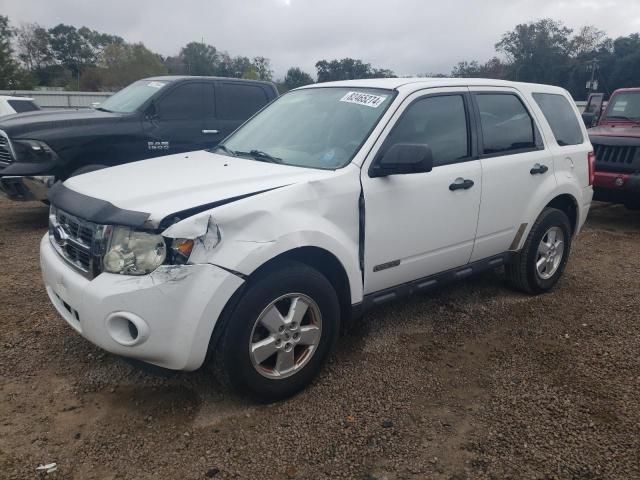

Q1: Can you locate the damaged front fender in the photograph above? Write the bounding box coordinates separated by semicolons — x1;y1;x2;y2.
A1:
161;213;222;265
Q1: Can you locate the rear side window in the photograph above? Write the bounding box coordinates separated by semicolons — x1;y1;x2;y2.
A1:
217;83;269;121
384;94;469;166
533;93;584;146
8;100;39;113
157;83;205;120
476;93;537;155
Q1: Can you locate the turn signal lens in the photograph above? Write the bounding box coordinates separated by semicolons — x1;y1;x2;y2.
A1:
175;239;194;256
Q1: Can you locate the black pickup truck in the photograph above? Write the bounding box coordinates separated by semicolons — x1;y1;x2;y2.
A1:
0;76;278;201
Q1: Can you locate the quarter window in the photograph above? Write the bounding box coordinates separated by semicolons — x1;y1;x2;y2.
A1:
476;94;537;155
384;94;469;166
533;93;583;146
217;83;269;121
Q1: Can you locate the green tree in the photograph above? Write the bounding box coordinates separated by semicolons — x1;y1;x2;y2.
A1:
496;18;573;84
252;56;273;81
0;15;22;88
451;57;505;78
180;42;217;75
284;67;314;90
15;23;53;71
315;58;395;82
83;42;167;90
48;23;122;77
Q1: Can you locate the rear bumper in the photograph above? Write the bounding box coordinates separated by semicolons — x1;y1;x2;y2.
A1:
0;175;55;201
593;171;640;203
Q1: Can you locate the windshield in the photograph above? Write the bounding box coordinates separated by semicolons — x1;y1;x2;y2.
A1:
220;87;395;169
604;92;640;121
98;79;169;113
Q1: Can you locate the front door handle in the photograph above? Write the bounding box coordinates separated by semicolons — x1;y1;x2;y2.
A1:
449;178;475;191
202;129;219;134
530;163;549;175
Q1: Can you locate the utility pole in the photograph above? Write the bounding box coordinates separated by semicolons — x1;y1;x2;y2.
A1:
586;59;599;94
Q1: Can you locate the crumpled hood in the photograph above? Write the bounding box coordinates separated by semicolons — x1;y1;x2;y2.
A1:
63;150;334;226
0;108;123;139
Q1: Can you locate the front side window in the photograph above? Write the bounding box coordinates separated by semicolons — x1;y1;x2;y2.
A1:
533;93;584;146
476;93;537;155
382;94;469;166
99;79;169;113
156;83;205;120
221;87;395;170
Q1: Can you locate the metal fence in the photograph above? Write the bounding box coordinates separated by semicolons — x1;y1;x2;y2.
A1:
0;90;113;109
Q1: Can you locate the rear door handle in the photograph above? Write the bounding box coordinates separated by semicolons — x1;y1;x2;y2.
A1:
530;163;549;175
202;129;219;134
449;178;475;191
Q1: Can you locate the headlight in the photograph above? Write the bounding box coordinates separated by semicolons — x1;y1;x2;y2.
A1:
103;226;167;275
13;139;58;163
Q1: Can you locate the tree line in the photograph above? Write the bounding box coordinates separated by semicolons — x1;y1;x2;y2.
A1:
0;15;638;99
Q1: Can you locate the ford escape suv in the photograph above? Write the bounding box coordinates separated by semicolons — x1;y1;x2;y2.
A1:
40;78;593;401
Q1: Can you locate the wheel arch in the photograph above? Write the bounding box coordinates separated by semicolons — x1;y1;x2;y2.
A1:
206;246;353;362
544;193;579;235
247;246;353;327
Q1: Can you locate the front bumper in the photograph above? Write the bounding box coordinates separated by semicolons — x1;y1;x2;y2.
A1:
40;235;244;370
0;175;55;201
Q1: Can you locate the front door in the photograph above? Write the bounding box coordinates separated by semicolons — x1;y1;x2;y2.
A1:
145;81;208;155
361;88;482;294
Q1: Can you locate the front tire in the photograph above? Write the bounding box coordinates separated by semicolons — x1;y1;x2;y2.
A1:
506;208;572;294
214;261;340;402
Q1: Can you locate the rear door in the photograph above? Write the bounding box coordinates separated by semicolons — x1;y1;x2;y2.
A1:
211;81;271;140
469;87;557;262
361;88;482;294
146;81;209;155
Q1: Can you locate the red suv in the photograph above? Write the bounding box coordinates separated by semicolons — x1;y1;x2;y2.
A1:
588;88;640;209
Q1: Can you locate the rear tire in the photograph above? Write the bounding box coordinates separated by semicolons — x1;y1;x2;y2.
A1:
213;261;340;402
505;208;572;294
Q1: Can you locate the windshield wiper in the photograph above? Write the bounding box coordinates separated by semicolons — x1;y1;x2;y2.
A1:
94;106;112;113
212;144;237;156
236;149;283;164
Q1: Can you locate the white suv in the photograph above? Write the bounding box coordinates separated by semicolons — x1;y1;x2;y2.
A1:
40;78;593;401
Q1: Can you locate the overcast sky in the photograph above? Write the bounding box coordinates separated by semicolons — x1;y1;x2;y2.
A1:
3;0;640;79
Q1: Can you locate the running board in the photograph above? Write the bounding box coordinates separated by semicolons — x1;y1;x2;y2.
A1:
359;252;514;312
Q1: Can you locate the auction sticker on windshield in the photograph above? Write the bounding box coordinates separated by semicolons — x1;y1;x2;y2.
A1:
340;91;387;108
147;81;167;89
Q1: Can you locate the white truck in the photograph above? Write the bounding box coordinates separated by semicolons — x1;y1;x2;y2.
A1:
40;78;593;401
0;95;39;117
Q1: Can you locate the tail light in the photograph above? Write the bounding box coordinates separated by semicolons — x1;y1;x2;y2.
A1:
588;151;595;186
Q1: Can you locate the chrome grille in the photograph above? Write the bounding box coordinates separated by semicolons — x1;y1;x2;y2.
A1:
49;207;109;278
0;130;14;168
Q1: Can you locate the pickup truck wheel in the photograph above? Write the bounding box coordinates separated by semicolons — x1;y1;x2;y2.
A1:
214;261;340;402
505;208;572;294
70;164;109;177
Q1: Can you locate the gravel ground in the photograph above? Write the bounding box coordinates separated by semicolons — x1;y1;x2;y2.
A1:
1;198;639;480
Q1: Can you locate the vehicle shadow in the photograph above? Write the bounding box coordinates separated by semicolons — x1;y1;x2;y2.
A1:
587;202;640;233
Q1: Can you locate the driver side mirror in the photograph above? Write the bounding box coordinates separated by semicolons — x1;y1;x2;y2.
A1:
369;143;434;178
145;102;159;120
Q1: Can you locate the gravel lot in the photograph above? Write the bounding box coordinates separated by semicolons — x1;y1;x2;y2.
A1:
1;198;639;480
